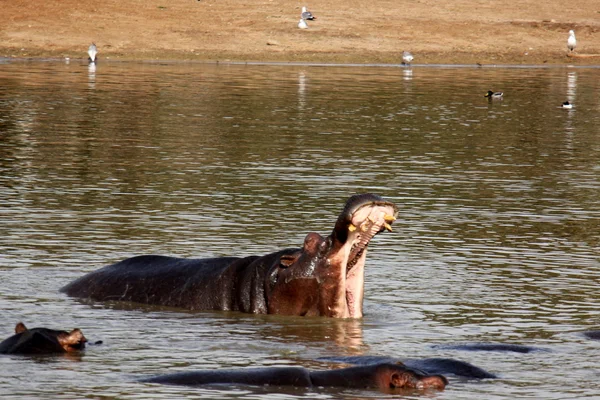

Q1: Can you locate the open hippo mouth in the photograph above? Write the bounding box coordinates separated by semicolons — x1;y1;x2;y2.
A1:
346;205;396;272
333;194;398;274
324;194;398;318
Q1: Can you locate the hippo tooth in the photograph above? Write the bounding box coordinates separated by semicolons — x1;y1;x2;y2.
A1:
384;222;393;232
348;223;357;232
384;214;396;223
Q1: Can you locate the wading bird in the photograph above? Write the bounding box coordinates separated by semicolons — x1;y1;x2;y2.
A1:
88;43;97;63
567;30;577;53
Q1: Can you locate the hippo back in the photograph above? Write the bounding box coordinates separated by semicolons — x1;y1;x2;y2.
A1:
60;255;248;310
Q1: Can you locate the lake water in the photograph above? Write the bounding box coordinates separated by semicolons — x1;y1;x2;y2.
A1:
0;60;599;399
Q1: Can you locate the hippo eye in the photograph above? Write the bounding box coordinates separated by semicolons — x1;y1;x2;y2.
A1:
279;254;298;268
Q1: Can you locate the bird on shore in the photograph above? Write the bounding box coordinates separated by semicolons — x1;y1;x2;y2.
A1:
402;51;414;65
567;30;576;53
561;101;573;109
298;18;308;29
301;6;316;20
484;90;503;99
87;43;97;63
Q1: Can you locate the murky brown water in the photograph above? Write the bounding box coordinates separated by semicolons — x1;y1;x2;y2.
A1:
0;60;599;399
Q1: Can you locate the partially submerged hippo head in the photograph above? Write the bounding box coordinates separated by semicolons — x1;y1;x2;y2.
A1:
140;362;447;392
369;363;448;391
267;193;398;318
0;322;87;355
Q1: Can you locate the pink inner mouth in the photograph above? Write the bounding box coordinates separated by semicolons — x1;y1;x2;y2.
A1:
341;202;397;317
346;203;396;273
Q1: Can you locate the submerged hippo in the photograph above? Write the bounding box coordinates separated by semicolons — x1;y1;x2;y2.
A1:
140;363;448;392
61;194;397;318
433;342;548;354
0;322;87;355
582;330;600;340
403;358;497;379
318;355;497;379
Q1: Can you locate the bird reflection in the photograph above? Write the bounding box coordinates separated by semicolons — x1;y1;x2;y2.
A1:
88;63;96;89
567;71;577;102
297;71;307;110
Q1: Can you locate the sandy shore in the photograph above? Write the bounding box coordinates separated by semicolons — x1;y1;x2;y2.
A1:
1;0;599;65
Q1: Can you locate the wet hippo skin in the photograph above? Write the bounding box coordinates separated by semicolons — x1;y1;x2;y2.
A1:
140;363;448;392
433;342;548;353
318;355;497;379
582;330;600;340
61;194;398;318
0;322;87;355
404;358;497;379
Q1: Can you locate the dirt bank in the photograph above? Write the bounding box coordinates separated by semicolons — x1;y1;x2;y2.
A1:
1;0;599;65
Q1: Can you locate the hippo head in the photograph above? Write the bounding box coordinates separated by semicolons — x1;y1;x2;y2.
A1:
266;194;398;318
377;363;448;391
56;328;87;352
15;322;87;352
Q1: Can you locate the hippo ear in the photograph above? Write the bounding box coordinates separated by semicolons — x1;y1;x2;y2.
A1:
389;372;408;389
279;254;299;268
15;322;27;334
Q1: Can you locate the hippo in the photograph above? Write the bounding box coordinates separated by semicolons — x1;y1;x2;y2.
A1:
403;358;497;379
318;355;497;379
433;342;548;354
0;322;87;355
61;194;398;318
140;363;448;392
582;330;600;340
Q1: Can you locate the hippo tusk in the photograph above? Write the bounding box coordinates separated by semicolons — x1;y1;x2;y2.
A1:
360;221;370;232
384;214;396;223
384;222;393;232
348;224;357;232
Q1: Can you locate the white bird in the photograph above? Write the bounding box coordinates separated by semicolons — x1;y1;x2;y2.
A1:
567;30;576;53
561;101;573;109
301;6;316;20
298;18;308;29
88;43;97;63
402;51;414;65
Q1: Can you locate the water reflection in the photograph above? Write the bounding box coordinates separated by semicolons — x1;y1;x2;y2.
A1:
0;62;599;399
88;62;96;89
566;70;577;102
257;317;365;351
297;70;306;111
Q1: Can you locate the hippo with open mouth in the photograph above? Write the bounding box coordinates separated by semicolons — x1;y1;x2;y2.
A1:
61;194;398;318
